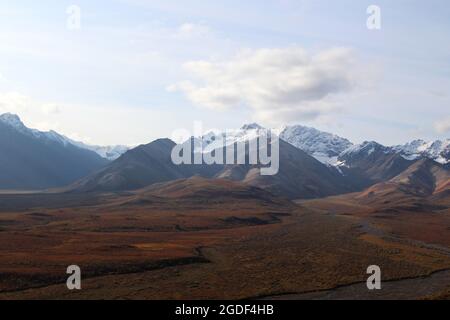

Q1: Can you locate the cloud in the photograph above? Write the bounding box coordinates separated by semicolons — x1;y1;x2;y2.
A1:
434;118;450;134
0;92;34;113
0;92;62;116
170;46;359;123
41;103;61;115
175;23;211;39
0;92;64;131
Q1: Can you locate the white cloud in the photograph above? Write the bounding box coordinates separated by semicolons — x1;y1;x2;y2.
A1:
0;92;65;133
0;92;34;114
170;46;359;123
175;23;211;39
434;118;450;134
0;92;62;116
41;103;61;115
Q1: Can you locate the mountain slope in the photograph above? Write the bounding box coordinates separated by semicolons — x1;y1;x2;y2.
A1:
355;159;450;208
184;122;448;168
66;122;448;199
337;141;416;188
279;124;353;165
0;113;128;160
215;139;357;199
139;175;289;204
68;139;223;192
191;123;354;166
0;114;108;189
277;124;449;167
69;135;358;199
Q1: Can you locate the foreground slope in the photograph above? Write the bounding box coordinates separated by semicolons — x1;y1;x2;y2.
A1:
355;158;450;208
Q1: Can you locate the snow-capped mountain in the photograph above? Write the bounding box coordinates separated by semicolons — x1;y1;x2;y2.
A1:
392;139;449;164
341;139;450;165
336;141;416;185
190;123;271;153
0;113;128;161
0;113;108;189
0;113;72;146
4;112;447;165
279;125;353;165
0;113;27;131
187;123;353;166
186;122;449;167
65;140;129;161
339;141;390;158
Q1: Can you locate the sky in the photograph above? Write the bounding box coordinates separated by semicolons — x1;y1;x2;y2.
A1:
0;0;449;146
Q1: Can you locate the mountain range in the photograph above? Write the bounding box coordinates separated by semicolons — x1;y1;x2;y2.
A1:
186;122;449;166
0;113;448;199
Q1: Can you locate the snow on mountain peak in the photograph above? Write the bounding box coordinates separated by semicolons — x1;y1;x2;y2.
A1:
0;113;27;131
186;123;354;166
339;139;450;165
191;124;268;153
69;140;129;161
187;123;448;167
0;113;128;161
279;125;353;165
339;141;388;158
393;139;449;164
1;113;73;145
2;113;447;165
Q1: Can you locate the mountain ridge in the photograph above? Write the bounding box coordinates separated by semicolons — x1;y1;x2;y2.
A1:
0;114;108;189
0;113;128;160
0;113;448;195
2;113;448;165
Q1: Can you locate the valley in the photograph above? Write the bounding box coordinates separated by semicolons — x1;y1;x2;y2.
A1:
0;175;450;300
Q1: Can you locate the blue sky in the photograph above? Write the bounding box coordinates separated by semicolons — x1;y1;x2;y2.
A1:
0;0;449;145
